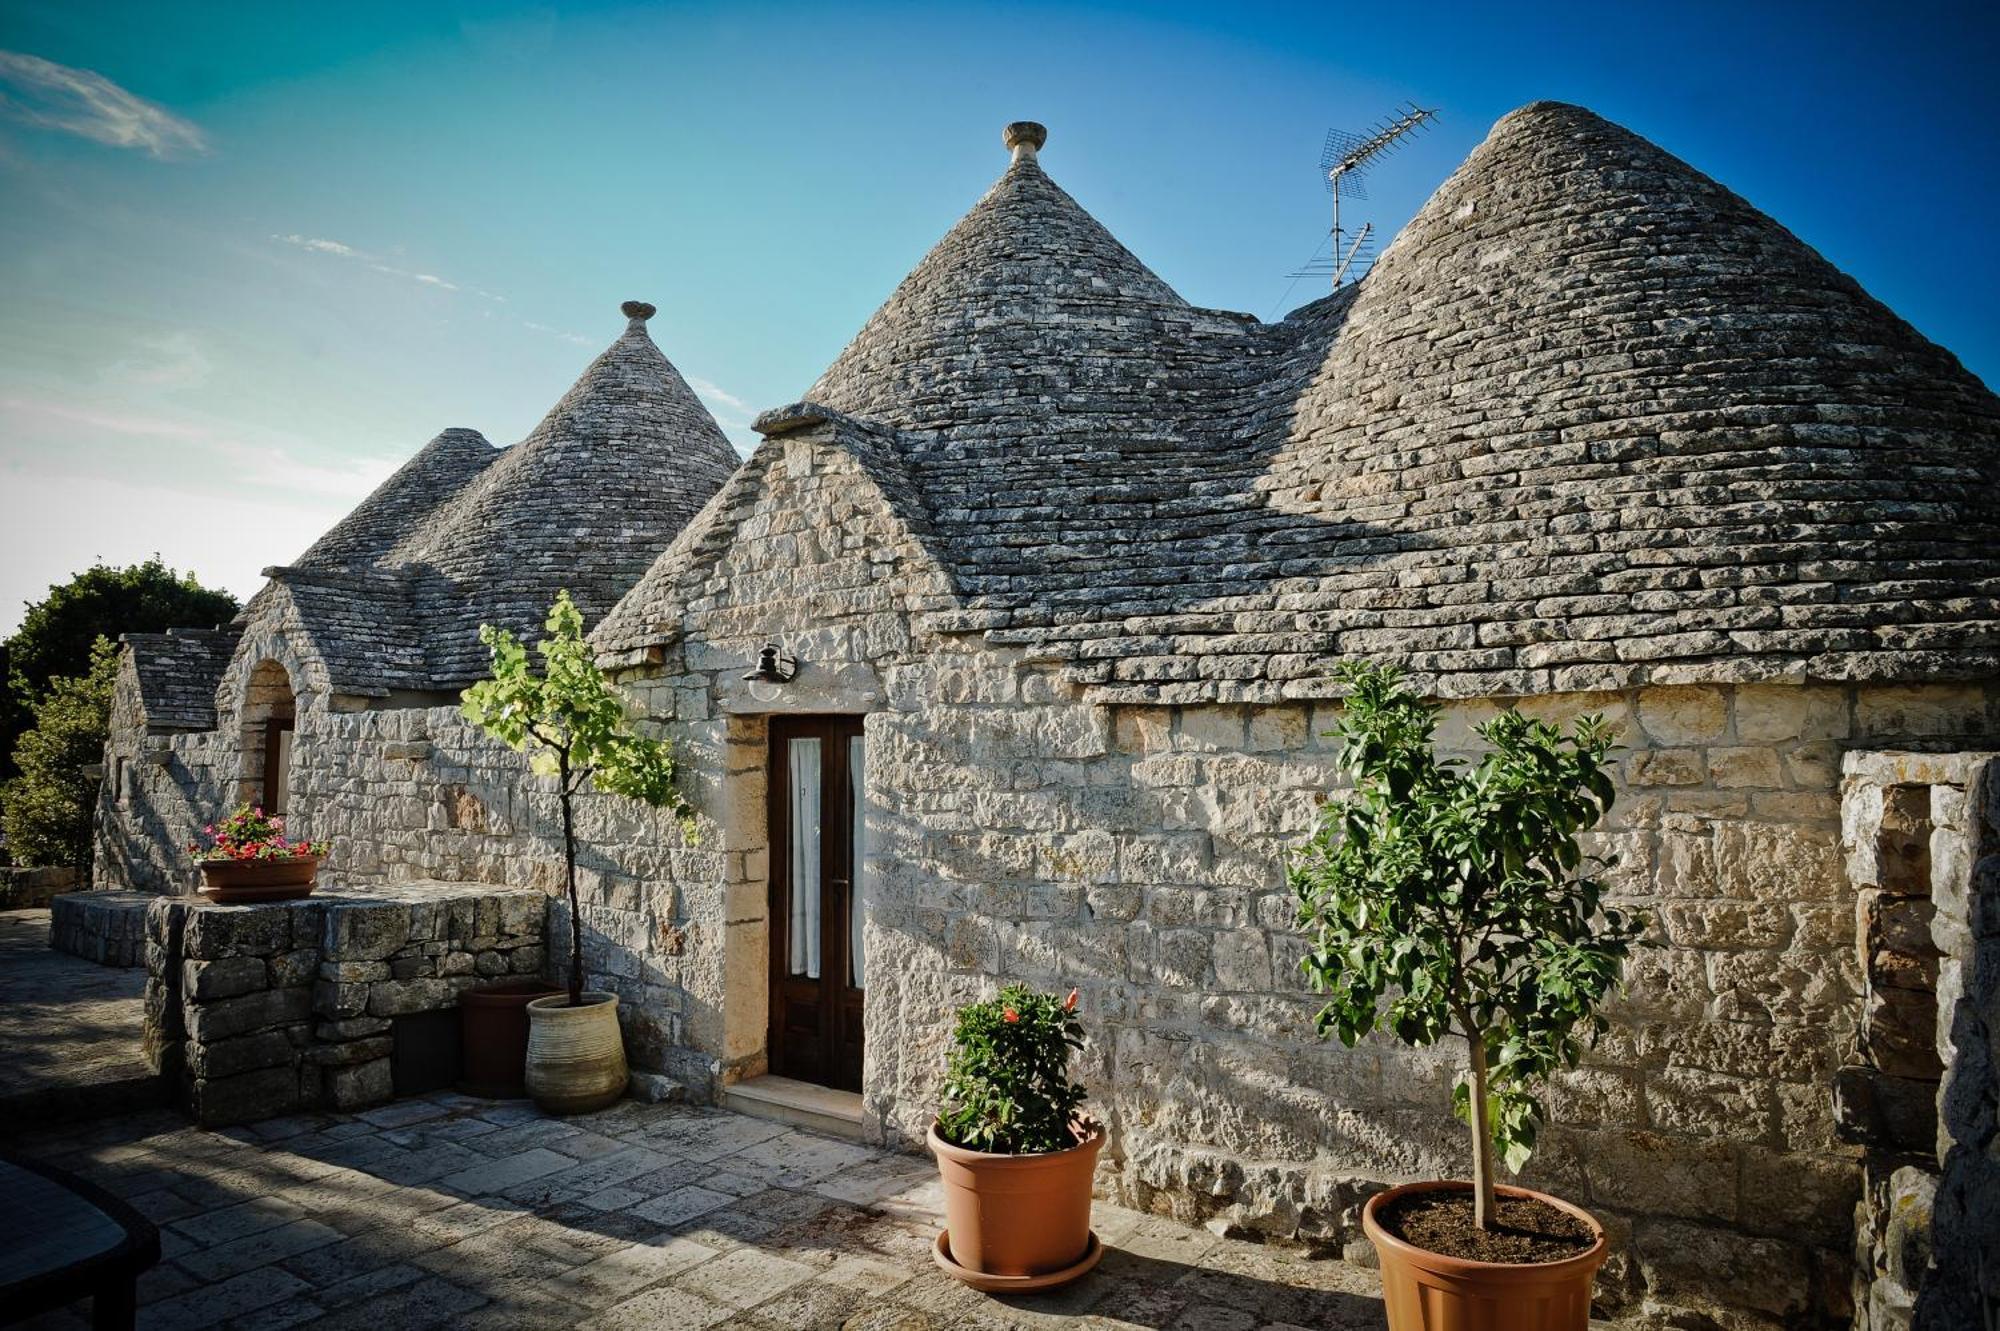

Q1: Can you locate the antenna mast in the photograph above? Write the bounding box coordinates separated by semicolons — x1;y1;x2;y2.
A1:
1315;103;1438;291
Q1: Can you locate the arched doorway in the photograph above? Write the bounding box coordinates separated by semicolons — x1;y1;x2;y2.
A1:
239;659;297;814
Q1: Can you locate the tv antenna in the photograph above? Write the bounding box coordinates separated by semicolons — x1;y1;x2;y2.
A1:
1289;103;1439;293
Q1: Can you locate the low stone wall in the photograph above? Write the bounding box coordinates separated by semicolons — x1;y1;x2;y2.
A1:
145;881;547;1125
0;864;81;909
49;890;154;967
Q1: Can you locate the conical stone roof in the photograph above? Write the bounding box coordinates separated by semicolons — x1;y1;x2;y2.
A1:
1233;100;2000;696
625;107;2000;702
393;301;741;685
809;121;1263;442
241;303;739;697
292;427;499;573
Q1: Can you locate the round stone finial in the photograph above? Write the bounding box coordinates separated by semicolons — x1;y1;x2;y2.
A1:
621;300;656;322
1003;121;1047;163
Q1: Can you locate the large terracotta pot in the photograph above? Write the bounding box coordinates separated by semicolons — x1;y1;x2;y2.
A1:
460;979;562;1098
524;992;627;1115
1363;1180;1609;1331
928;1118;1105;1290
197;856;320;903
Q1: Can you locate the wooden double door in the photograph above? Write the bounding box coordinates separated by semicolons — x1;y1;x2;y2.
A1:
766;715;865;1091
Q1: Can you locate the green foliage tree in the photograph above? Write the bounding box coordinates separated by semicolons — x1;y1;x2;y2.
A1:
461;591;695;1006
1;639;119;869
1289;661;1645;1230
3;557;238;782
937;984;1087;1154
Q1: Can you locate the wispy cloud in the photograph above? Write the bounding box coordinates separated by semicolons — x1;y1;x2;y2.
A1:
0;50;209;159
685;375;753;418
0;393;398;500
273;233;508;301
106;331;214;390
523;320;592;347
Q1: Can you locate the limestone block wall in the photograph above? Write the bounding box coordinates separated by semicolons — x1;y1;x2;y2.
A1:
610;615;1997;1329
144;882;545;1125
277;704;708;1077
94;726;227;895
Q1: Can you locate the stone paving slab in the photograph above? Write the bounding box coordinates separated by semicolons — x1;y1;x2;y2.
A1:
0;906;157;1130
7;1092;1392;1330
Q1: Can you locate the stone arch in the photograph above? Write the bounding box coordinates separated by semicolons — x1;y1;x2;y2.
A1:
238;658;298;813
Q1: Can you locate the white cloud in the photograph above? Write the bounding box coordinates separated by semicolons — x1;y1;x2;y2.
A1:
0;394;211;440
270;233;515;306
105;330;214;390
0;394;399;501
277;234;357;258
523;321;592;347
685;375;753;417
0;50;209;159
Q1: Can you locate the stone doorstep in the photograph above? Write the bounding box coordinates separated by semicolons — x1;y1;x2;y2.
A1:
718;1075;865;1141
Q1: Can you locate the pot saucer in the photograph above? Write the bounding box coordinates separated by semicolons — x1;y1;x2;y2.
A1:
932;1229;1103;1292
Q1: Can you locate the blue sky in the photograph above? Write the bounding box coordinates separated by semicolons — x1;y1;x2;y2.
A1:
2;1;1995;635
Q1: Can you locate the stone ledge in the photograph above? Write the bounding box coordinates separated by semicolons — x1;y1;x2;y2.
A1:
50;889;156;968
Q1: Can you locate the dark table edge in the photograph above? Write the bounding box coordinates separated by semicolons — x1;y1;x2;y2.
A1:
0;1150;161;1324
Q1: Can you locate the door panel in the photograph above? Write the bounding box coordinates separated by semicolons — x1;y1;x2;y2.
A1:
768;716;865;1091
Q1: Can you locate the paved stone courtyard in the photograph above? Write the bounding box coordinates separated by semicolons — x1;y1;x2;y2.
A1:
0;907;154;1125
10;1092;1387;1330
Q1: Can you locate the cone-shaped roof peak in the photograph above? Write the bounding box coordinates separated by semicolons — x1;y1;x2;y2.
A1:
390;304;740;683
808;131;1259;437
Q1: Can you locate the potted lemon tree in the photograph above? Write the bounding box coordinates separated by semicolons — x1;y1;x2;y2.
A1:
1290;662;1644;1331
928;984;1104;1292
462;591;694;1116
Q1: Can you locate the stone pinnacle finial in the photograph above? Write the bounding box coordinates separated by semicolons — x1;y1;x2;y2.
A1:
621;300;656;323
1003;121;1047;165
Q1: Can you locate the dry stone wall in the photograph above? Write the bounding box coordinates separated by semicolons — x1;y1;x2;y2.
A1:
145;882;545;1125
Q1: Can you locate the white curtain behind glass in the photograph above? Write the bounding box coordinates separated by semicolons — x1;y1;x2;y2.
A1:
788;738;821;978
850;733;866;990
273;730;294;815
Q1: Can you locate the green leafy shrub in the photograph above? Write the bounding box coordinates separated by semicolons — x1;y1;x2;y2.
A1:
937;983;1088;1154
461;591;695;1006
3;557;236;784
1;638;118;868
1288;661;1645;1229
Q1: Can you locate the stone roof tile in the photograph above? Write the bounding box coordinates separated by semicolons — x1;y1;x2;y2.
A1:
120;627;239;730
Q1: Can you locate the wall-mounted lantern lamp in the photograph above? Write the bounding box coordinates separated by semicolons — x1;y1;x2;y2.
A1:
743;645;797;703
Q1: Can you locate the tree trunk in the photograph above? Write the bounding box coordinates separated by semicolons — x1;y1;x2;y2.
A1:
559;761;582;1008
1467;1029;1498;1230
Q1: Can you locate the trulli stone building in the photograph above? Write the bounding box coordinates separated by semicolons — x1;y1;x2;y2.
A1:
95;104;2000;1327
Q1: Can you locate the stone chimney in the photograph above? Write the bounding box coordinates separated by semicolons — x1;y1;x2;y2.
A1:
1003;121;1047;166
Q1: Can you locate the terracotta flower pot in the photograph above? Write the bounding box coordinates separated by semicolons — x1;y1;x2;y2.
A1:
459;979;563;1098
1363;1180;1610;1331
524;992;627;1115
928;1118;1105;1289
196;856;320;903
